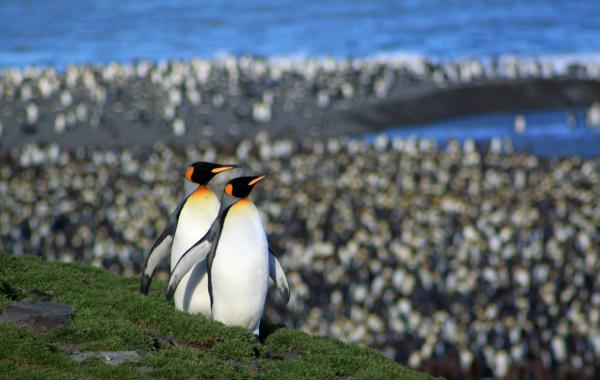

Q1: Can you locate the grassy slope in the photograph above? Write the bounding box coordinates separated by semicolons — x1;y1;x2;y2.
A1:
0;253;433;380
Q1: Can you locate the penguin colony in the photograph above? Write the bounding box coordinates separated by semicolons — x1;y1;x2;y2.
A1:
2;56;600;154
2;135;599;379
2;52;600;380
139;162;289;335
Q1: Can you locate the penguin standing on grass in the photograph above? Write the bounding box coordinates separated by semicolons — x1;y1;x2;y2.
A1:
140;164;289;318
140;162;236;316
167;174;277;335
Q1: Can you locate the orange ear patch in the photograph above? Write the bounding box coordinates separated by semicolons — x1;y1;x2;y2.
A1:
185;166;194;182
225;183;233;196
211;166;235;174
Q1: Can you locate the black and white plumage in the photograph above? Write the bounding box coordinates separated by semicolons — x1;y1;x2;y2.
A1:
140;162;235;317
140;166;289;322
167;174;289;335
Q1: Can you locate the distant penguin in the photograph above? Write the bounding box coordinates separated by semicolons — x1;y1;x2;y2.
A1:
514;114;526;134
141;166;289;319
167;174;284;335
588;102;600;128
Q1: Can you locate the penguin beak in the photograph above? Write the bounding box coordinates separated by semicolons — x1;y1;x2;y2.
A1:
248;173;271;186
211;164;238;174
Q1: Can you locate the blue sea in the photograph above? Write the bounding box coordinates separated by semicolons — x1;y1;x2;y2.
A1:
382;108;600;157
1;0;600;156
2;0;600;67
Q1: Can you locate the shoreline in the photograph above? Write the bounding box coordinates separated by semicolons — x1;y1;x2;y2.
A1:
1;57;600;155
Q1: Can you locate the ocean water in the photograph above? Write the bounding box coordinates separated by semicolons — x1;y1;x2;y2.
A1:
381;108;600;157
1;0;600;68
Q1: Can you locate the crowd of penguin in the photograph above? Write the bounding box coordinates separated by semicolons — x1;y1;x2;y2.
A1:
2;133;599;379
2;53;600;380
2;55;600;153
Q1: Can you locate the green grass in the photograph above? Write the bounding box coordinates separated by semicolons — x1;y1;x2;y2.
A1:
0;253;433;379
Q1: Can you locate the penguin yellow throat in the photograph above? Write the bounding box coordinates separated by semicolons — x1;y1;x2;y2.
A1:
190;185;213;200
236;198;252;206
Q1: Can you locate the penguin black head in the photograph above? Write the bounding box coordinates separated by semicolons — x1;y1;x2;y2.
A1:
224;174;269;198
185;162;238;185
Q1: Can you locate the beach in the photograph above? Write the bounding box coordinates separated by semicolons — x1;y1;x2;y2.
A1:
2;56;600;156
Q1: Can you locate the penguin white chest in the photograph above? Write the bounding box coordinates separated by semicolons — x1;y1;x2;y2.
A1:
211;200;269;334
171;187;219;315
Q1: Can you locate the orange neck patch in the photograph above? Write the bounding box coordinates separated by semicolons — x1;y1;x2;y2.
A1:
190;185;211;199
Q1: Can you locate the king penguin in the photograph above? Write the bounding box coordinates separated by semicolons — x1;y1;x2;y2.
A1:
141;166;290;319
140;162;237;316
166;174;277;335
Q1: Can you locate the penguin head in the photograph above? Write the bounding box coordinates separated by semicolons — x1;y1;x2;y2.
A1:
224;174;269;198
185;162;237;185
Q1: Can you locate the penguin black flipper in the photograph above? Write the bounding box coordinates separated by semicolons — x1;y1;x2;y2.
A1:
166;214;224;301
139;199;185;294
268;248;290;304
205;206;232;308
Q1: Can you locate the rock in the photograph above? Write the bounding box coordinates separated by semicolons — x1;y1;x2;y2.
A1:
68;349;150;365
151;331;182;348
0;301;73;336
